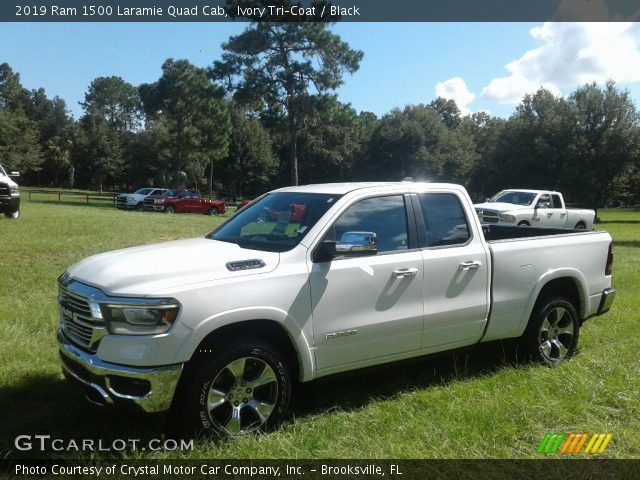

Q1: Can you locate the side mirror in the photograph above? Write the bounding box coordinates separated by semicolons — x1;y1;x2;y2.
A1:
313;231;378;263
9;171;20;177
336;231;378;256
314;240;337;262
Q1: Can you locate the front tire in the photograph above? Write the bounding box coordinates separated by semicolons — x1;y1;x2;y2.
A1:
517;220;530;227
5;209;19;219
178;341;291;437
165;205;176;214
136;202;144;212
521;296;579;366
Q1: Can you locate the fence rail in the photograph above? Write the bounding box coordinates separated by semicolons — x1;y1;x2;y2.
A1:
23;188;118;205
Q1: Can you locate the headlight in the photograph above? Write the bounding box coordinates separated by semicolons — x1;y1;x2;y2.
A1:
10;184;19;195
101;301;180;335
500;214;516;224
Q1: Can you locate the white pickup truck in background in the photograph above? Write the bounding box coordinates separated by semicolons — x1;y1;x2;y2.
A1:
56;182;615;437
474;189;596;229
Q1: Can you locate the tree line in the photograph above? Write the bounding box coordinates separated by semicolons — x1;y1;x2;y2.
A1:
1;22;639;207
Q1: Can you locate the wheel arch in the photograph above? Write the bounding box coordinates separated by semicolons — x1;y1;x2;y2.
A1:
521;271;587;334
176;311;313;383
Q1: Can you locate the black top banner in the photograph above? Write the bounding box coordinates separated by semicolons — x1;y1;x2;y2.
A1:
3;0;640;22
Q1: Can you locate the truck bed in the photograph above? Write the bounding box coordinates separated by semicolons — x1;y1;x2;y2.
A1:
481;223;589;242
480;223;612;343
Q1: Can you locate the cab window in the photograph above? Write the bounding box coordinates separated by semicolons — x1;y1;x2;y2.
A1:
418;193;470;247
331;195;408;253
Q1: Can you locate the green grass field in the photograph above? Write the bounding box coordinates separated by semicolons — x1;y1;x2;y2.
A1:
0;202;638;459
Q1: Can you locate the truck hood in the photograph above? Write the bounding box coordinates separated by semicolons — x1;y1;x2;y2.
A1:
0;175;18;188
474;202;531;213
66;238;279;296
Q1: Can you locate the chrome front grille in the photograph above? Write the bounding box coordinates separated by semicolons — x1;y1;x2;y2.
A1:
476;209;500;223
58;283;106;352
61;316;93;345
0;183;9;197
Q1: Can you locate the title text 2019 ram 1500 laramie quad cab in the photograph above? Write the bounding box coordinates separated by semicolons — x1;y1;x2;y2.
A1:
56;182;615;436
0;164;20;219
474;189;596;229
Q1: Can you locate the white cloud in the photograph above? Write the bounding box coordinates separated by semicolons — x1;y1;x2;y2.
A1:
434;77;476;115
482;22;640;105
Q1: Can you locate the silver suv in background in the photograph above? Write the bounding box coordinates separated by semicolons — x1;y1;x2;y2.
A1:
0;164;20;219
116;187;167;211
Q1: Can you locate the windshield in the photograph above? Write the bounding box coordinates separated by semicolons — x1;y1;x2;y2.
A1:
134;188;153;195
489;191;537;206
208;192;342;252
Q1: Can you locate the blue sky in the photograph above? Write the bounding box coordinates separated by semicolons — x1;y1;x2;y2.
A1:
2;22;640;119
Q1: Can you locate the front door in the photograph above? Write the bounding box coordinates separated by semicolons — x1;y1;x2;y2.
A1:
310;195;424;371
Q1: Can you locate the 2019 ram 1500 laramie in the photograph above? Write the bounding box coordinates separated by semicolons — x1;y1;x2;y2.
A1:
0;164;20;219
56;182;615;436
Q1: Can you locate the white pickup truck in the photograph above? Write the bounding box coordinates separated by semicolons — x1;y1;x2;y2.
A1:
56;182;615;436
116;187;168;211
474;189;596;229
0;164;20;219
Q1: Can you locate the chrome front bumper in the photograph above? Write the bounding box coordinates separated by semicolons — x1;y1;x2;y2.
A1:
57;329;183;413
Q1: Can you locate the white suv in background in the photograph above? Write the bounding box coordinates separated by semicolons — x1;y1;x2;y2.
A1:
116;188;167;211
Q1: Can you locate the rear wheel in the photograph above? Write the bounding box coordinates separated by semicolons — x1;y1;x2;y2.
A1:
165;205;176;214
521;296;579;366
574;222;586;229
176;341;291;437
208;207;218;217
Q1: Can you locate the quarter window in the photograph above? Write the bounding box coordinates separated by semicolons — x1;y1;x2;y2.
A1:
418;193;470;247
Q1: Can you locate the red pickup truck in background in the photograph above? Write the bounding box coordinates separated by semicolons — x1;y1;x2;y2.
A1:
143;189;226;216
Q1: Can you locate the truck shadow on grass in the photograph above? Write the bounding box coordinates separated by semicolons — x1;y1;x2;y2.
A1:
0;340;533;458
292;339;532;417
0;374;166;460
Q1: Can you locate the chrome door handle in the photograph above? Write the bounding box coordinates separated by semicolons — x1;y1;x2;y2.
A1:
392;268;419;278
547;213;553;218
459;261;481;271
560;213;566;218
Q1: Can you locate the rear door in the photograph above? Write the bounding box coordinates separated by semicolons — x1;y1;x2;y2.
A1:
415;192;491;348
310;194;425;371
